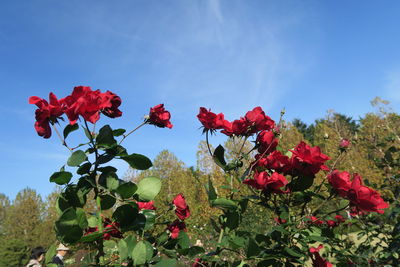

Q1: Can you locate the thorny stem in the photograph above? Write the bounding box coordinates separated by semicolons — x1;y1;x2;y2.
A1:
322;204;350;219
216;227;225;254
315;151;345;194
248;141;275;174
309;193;335;216
237;136;248;156
84;120;104;265
52;124;72;151
205;130;213;157
118;121;147;145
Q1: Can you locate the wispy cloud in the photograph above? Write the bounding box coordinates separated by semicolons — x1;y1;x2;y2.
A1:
140;0;314;118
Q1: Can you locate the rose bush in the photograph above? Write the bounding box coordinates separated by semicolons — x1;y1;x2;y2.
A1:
29;89;397;266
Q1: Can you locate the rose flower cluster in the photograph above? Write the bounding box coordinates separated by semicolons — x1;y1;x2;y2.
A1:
328;170;389;214
29;86;122;138
85;217;123;240
29;86;173;139
309;244;332;267
197;107;330;195
168;193;191;239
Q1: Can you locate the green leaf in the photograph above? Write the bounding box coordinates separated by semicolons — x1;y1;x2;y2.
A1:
124;235;137;256
96;153;114;164
64;185;87;208
246;238;261;258
56;195;69;215
308;235;326;242
106;145;128;157
284;247;304;258
289;176;315;192
55;207;83;244
213;145;227;168
96;125;117;147
118;239;129;260
112;204;139;231
136;177;162;201
76;207;88;229
84;127;93;140
132;241;147;265
177;231;190;249
79;232;104;243
157;232;169;246
142;210;156;230
106;173;120;191
178;246;205;258
229;235;246;249
144;241;154;261
77;162;91;175
63;123;79;139
225;211;240;230
45;244;57;264
67;150;87;167
154;259;177;267
207;177;217;201
211;198;238;211
113;128;126;136
116;181;137;199
87;216;98;228
121;153;153;170
98;166;118;173
100;194;116;210
77;176;95;194
50;171;72;185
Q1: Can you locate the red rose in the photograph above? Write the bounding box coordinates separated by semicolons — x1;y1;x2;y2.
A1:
325;220;337;227
335;215;345;224
29;93;65;138
221;118;251;136
197;107;228;131
243;171;269;190
84;226;99;235
290;141;330;177
103;219;123;240
339;138;350;149
263;151;291;174
167;219;186;239
274;217;287;224
307;216;324;226
85;219;122;240
309;245;332;267
256;130;278;154
245;107;275;133
243;172;288;194
99;91;122;118
192;258;208;267
61;86;101;124
61;86;123;124
328;170;352;197
347;174;389;214
349;206;366;217
137;201;156;211
173;194;190;220
266;172;289;194
148;104;173;128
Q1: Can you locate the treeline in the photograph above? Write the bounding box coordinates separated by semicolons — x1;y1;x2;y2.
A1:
1;98;399;266
0;189;58;266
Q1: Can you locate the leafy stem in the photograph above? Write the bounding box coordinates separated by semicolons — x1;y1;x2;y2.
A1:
52;123;72;151
118;121;147;145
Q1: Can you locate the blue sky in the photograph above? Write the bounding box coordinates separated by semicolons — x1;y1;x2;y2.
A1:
1;0;399;199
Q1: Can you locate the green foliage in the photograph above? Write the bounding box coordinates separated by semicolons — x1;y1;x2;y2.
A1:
10;96;399;266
